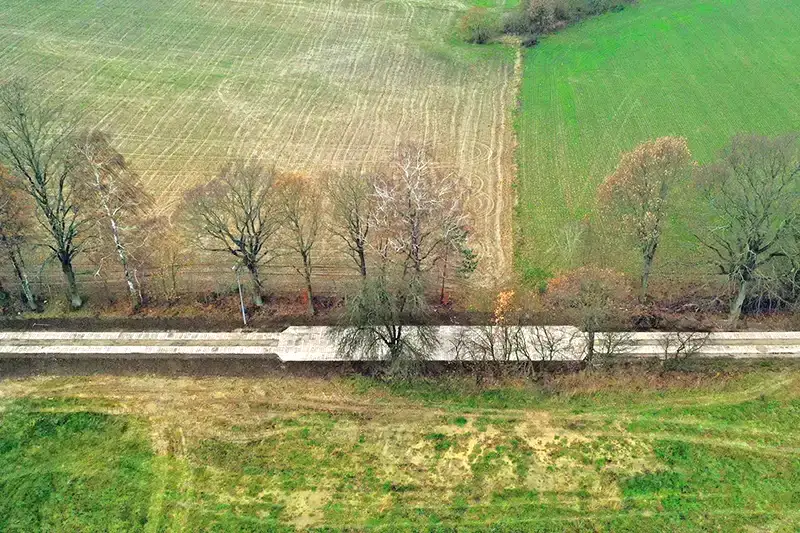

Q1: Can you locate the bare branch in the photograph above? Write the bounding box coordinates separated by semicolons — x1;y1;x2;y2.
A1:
695;134;800;323
0;80;87;308
182;161;279;307
72;129;153;308
275;173;324;315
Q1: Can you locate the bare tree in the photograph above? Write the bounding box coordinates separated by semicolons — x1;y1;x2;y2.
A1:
659;331;710;370
598;137;693;301
779;226;800;309
0;168;37;310
183;162;279;306
0;80;87;308
591;330;634;365
147;223;187;303
331;143;471;376
276;174;323;315
449;293;580;380
695;134;800;323
546;266;634;366
73;130;153;309
327;170;373;278
528;326;581;362
450;291;531;380
374;143;469;278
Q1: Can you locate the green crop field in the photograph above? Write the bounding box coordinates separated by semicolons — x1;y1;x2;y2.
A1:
515;0;800;280
2;368;799;531
0;0;517;277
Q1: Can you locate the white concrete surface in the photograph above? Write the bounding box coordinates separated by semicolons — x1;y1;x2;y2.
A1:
0;327;798;361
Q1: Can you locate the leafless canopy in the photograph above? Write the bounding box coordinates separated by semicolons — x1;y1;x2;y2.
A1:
326;170;374;278
0;80;87;308
183;161;279;306
696;134;800;323
73;129;154;308
659;331;710;369
276;173;324;315
330;143;474;376
329;273;440;379
373;143;469;277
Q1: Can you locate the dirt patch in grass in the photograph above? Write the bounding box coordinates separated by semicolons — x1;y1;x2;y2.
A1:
1;370;799;530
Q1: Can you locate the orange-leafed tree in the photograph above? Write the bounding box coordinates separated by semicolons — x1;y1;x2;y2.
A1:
598;137;693;302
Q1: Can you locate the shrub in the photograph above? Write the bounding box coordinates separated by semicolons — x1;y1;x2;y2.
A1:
0;282;9;314
504;0;634;40
659;331;710;371
459;7;500;44
546;266;636;364
525;0;557;34
502;9;531;35
546;267;634;325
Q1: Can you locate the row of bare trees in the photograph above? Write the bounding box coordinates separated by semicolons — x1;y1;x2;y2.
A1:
4;76;797;335
183;143;478;329
598;133;800;323
0;81;156;310
0;80;477;315
182;166;329;315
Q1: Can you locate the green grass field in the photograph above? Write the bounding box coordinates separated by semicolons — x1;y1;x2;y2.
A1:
2;367;799;531
515;0;800;281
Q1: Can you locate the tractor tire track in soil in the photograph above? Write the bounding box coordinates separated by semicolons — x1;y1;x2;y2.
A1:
0;0;519;284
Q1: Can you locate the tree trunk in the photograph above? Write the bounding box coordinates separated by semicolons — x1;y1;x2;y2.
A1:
410;218;423;274
60;258;83;309
729;277;749;325
641;253;653;303
300;251;316;315
304;269;316;316
7;246;37;311
133;268;145;305
246;262;265;307
585;330;596;366
358;245;367;278
440;247;449;305
108;215;140;309
388;325;402;363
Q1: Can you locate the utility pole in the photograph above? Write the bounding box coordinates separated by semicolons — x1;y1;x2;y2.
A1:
233;263;247;326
